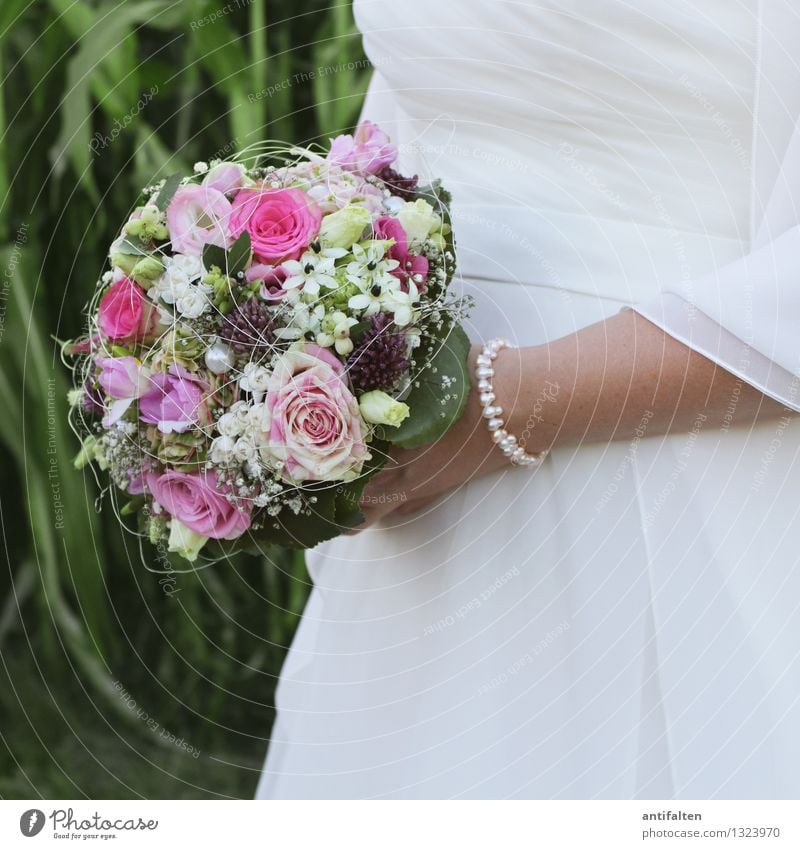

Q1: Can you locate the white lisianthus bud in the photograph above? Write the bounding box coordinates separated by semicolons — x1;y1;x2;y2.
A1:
335;336;354;356
205;340;235;374
168;519;208;562
131;255;164;282
358;390;411;427
398;198;441;245
318;204;372;248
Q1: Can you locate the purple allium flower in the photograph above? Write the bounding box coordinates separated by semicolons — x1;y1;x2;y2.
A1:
346;313;408;392
376;165;419;201
221;296;275;357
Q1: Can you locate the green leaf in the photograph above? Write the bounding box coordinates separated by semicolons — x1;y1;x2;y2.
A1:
331;439;389;531
348;319;371;343
226;231;252;276
202;243;226;273
120;496;145;516
390;323;471;450
416;179;453;216
154;171;182;211
202;231;251;278
116;236;151;256
266;484;341;549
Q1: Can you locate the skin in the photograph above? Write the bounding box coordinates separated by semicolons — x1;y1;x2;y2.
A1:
353;308;790;529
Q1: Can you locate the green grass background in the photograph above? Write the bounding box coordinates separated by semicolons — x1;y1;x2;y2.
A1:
0;0;369;798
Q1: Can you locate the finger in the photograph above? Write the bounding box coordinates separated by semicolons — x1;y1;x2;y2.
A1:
393;496;438;517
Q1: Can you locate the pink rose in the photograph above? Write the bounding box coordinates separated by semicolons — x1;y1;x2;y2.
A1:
374;216;429;291
166;184;233;255
139;364;208;434
147;470;251;539
98;277;157;342
96;355;150;427
229;187;321;264
262;343;368;482
327;120;397;176
245;263;289;302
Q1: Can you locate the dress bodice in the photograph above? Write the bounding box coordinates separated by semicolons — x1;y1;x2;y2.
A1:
354;0;758;301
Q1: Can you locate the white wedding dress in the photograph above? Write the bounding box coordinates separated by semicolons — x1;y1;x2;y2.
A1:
257;0;800;798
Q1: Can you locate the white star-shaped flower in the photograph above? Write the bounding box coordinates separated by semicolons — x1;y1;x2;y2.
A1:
382;279;421;327
281;250;344;297
345;243;399;290
273;302;326;340
348;286;388;317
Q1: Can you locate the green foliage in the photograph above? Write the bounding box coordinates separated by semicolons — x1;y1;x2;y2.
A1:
203;231;252;279
391;323;471;449
0;0;369;799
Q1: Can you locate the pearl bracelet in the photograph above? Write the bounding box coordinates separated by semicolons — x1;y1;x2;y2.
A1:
475;338;548;468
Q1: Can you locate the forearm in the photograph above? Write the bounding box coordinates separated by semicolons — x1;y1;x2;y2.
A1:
493;308;789;454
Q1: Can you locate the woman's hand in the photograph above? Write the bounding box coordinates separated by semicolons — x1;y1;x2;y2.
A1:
352;343;529;529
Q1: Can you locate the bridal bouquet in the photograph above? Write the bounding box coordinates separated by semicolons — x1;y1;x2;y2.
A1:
68;122;469;562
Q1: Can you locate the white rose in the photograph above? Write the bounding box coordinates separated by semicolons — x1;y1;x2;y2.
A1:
239;363;271;395
217;412;243;438
233;437;257;463
209;434;237;464
170;253;204;279
175;288;209;318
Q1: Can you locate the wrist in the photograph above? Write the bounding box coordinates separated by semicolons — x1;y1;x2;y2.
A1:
491;343;563;456
473;339;554;465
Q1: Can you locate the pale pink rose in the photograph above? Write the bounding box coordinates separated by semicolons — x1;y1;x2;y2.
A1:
289;161;384;213
166;184;233;255
202;162;246;195
245;263;289;302
98;277;157;342
96;355;150;427
327;120;397;176
261;343;368;482
374;216;429;291
302;164;385;214
147;470;251;539
229;187;321;264
139;364;208;434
